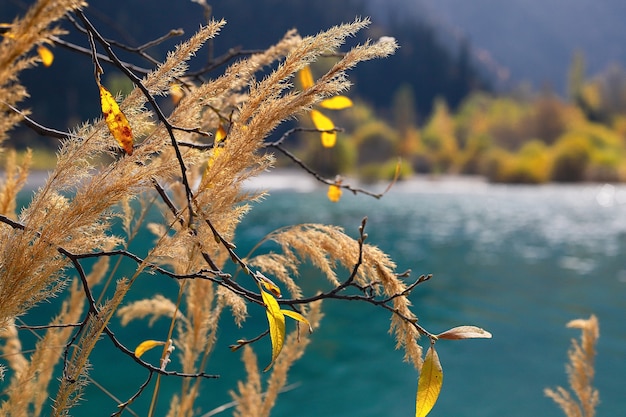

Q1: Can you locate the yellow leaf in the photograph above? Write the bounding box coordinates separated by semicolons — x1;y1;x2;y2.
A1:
134;340;166;358
203;129;228;182
416;345;443;417
169;83;184;105
320;95;353;110
281;309;312;332
215;124;227;142
327;184;342;202
99;84;134;155
207;146;223;169
310;109;334;131
321;131;337;148
298;66;314;90
204;124;228;175
37;45;54;67
319;131;336;148
436;326;492;340
260;289;286;372
310;110;336;148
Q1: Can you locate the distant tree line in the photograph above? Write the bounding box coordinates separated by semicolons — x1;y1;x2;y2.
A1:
296;55;626;184
0;0;490;150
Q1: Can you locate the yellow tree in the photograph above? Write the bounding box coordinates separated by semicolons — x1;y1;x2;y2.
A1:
420;98;459;172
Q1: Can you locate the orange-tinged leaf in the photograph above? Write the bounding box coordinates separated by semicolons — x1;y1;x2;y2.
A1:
320;95;353;110
416;345;443;417
99;84;134;155
327;184;342;202
260;289;286;372
298;66;314;89
257;272;282;298
37;45;54;67
436;326;492;340
134;340;166;358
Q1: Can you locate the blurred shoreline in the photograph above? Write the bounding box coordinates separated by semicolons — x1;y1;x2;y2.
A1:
5;168;490;193
7;169;626;198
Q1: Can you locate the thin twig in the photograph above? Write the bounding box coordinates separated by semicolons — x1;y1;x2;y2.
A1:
52;36;152;75
228;329;270;352
187;47;265;76
16;323;83;330
151;177;184;226
110;373;153;417
2;101;79;139
266;132;387;199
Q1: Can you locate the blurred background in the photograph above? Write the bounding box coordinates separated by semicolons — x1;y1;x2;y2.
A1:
3;1;626;416
4;0;626;183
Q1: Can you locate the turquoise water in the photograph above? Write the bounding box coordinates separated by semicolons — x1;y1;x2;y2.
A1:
11;178;626;416
236;180;626;417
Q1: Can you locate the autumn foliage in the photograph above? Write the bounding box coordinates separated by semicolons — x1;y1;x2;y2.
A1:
98;83;134;155
0;0;504;416
0;2;608;417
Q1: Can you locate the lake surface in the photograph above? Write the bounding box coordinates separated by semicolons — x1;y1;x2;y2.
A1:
236;177;626;417
12;175;626;416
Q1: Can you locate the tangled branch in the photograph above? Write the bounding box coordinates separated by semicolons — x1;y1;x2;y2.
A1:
0;4;488;417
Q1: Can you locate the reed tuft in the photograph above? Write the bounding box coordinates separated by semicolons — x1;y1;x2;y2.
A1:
0;2;482;416
545;315;600;417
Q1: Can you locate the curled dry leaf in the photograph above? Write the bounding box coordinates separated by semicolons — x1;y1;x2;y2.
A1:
134;340;166;358
436;325;493;340
256;271;282;298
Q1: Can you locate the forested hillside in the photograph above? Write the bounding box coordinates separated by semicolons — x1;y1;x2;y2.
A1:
0;0;489;149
